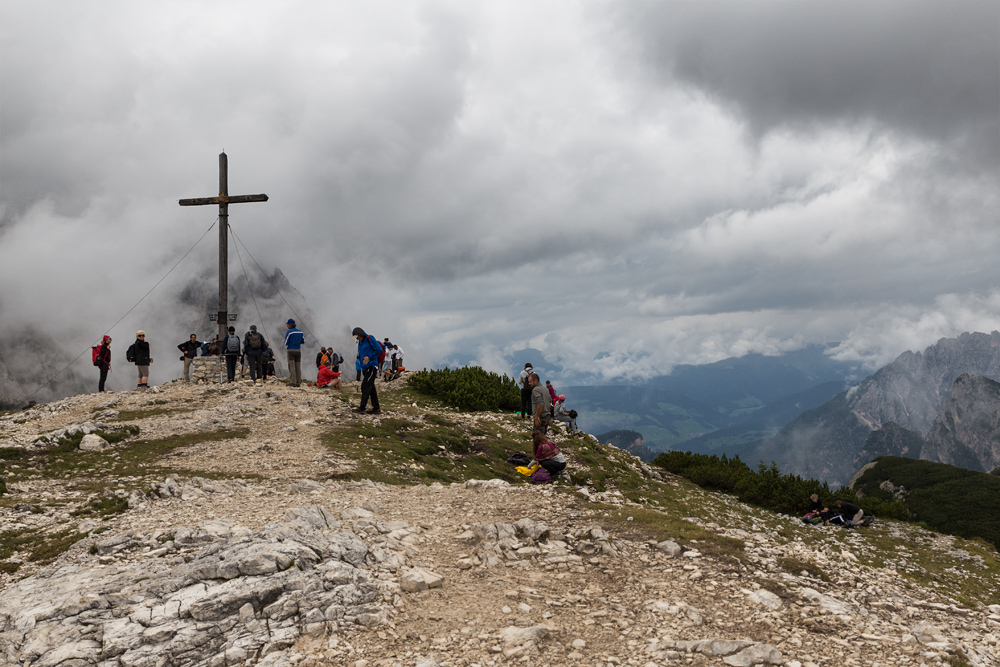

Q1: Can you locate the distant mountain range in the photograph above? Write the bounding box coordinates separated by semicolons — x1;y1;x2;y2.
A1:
853;373;1000;476
752;331;1000;485
568;344;865;454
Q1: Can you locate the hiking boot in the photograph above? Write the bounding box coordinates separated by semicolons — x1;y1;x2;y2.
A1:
351;407;367;413
367;408;382;414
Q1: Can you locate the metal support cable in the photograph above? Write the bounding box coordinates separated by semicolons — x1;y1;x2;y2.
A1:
18;219;218;401
228;228;318;343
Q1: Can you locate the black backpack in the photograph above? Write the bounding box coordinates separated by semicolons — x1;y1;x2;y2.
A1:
126;344;136;363
248;331;262;350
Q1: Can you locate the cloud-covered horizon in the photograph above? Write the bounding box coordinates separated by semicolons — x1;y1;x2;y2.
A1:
2;1;998;399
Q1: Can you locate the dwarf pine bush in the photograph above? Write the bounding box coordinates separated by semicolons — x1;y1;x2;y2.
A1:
653;451;909;520
408;366;520;412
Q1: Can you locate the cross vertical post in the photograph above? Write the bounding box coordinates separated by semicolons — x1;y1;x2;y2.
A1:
179;152;268;341
218;153;229;341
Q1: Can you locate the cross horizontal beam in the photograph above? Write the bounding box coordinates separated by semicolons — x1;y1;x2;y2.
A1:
178;194;269;206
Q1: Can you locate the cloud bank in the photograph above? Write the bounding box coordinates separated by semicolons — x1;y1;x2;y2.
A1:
1;0;998;400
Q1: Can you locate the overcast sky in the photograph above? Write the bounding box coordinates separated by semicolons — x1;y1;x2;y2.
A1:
1;0;998;392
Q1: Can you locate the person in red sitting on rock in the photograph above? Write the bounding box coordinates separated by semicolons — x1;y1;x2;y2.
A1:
316;364;341;390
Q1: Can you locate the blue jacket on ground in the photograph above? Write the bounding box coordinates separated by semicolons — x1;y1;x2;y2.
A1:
284;327;304;350
357;335;382;369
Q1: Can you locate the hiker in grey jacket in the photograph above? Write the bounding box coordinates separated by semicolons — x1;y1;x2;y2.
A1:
222;326;242;383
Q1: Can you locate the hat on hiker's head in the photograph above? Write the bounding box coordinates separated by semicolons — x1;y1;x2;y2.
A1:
352;327;366;338
102;335;111;343
250;325;257;331
136;330;146;337
525;363;532;369
287;319;295;325
557;395;565;402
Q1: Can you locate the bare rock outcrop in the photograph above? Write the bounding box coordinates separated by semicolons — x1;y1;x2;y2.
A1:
0;506;386;667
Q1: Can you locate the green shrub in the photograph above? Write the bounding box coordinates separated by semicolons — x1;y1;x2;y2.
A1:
652;450;907;520
408;366;520;412
854;457;1000;550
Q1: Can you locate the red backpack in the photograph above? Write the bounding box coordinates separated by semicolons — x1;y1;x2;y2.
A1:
91;346;102;366
369;335;386;364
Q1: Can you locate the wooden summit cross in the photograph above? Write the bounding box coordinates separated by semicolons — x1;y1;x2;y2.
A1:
179;152;268;340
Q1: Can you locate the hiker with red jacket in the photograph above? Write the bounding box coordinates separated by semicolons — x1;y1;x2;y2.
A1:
96;335;112;392
352;327;382;414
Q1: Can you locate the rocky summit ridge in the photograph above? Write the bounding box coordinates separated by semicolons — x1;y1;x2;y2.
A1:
1;377;999;667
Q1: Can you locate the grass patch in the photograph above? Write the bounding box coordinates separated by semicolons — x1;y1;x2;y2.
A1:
599;505;747;565
115;406;194;421
71;494;130;518
2;428;250;488
0;525;88;573
321;415;527;486
0;448;23;460
777;556;831;582
857;525;1000;609
27;528;88;564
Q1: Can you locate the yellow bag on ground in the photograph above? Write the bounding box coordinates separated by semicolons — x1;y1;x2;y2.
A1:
515;464;540;476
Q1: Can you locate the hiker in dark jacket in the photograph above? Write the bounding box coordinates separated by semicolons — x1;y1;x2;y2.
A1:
96;335;112;392
243;325;268;383
222;326;241;383
518;363;533;419
127;331;152;389
262;345;276;378
177;334;203;382
835;500;864;526
202;336;221;356
802;494;834;524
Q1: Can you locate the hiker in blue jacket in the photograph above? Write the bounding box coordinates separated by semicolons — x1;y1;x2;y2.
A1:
284;319;305;387
352;327;382;414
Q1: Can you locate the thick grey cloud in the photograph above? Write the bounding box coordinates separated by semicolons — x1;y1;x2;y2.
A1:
1;1;998;403
612;0;1000;160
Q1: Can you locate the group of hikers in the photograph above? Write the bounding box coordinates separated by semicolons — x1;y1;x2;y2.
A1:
802;494;873;528
517;362;581;436
511;362;583;485
91;321;403;404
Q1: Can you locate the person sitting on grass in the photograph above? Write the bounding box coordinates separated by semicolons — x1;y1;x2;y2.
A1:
834;499;865;527
529;432;567;479
802;493;834;524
